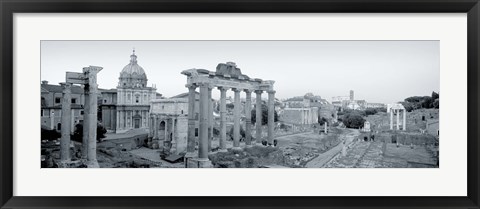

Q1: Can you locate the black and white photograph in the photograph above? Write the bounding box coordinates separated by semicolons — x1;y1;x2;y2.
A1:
40;40;440;168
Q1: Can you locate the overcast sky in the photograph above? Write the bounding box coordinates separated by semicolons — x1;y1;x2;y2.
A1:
41;41;439;104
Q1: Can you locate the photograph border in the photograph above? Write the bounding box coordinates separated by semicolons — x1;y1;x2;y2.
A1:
1;0;479;208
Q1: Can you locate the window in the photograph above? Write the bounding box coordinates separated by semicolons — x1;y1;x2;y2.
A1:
80;110;84;115
57;123;61;131
104;99;107;103
55;97;61;103
181;110;184;114
136;95;139;103
71;98;77;104
41;110;43;116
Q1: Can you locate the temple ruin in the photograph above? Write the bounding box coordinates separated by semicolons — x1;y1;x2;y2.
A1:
59;66;102;168
181;62;276;168
388;103;406;131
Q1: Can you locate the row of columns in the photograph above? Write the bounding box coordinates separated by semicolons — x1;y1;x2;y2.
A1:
390;108;407;131
187;83;276;160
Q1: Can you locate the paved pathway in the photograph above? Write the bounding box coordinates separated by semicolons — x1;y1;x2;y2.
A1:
305;129;360;168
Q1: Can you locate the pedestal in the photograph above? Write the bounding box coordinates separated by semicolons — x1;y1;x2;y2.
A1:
186;157;213;168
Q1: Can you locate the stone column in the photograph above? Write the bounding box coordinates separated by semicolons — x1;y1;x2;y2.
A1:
208;86;213;152
60;82;72;164
172;118;176;144
164;119;168;141
187;84;197;152
219;87;227;150
390;108;393;130
50;110;54;130
84;66;102;168
403;109;407;131
81;86;90;159
130;111;133;128
255;90;263;144
71;109;75;135
396;109;400;130
124;111;127;129
116;110;120;131
267;90;275;145
233;88;241;149
153;115;158;139
244;89;252;146
198;83;209;159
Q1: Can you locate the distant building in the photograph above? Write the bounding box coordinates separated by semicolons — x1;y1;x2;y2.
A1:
41;81;85;132
280;93;319;125
332;90;383;111
365;102;386;109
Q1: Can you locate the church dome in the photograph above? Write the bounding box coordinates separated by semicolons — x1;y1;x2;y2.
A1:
118;50;148;88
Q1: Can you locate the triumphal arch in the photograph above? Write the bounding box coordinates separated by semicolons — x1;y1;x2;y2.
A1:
182;62;276;168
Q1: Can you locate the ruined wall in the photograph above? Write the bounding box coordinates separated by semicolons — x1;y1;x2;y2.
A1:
175;116;189;154
281;109;303;125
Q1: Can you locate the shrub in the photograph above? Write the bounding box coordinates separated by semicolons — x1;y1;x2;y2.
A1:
251;104;279;125
365;108;378;116
318;117;328;125
228;126;245;141
342;113;365;129
71;123;107;143
41;128;61;141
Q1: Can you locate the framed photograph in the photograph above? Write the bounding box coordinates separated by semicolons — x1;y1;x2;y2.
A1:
1;0;479;208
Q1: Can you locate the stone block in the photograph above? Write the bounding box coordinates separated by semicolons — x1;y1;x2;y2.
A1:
186;157;212;168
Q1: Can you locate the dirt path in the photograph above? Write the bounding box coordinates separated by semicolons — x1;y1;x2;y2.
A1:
305;129;360;168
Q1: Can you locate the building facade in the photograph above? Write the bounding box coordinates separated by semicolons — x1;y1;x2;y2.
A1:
280;93;319;125
96;50;160;133
41;81;84;133
114;50;158;133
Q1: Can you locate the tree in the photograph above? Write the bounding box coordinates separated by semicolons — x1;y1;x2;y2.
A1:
226;103;235;109
342;113;365;129
365;108;378;116
41;128;61;141
71;123;107;143
431;91;439;100
433;98;439;109
250;104;278;125
318;117;328;125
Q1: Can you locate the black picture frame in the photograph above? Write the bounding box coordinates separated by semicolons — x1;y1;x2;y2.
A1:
1;0;479;208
